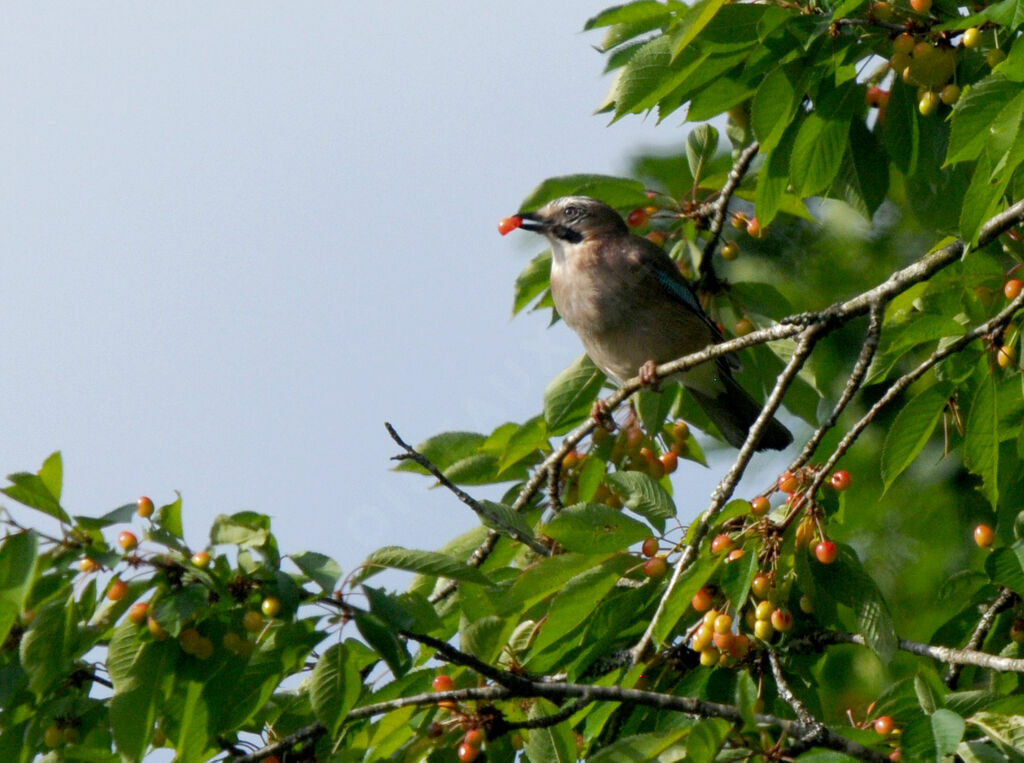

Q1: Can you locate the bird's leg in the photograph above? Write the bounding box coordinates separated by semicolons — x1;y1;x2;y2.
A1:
638;359;660;390
590;398;615;430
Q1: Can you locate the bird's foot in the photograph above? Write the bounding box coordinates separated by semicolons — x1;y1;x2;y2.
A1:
590;399;615;430
639;360;660;390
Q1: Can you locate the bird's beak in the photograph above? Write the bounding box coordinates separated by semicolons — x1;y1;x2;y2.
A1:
517;211;548;233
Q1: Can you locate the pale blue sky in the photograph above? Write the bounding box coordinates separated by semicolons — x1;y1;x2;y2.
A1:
0;3;784;579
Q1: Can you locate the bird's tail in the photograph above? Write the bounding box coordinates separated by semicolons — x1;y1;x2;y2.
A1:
687;374;793;451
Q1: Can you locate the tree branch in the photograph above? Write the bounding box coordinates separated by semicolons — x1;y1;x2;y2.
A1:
698;140;760;288
385;422;551;558
945;587;1018;688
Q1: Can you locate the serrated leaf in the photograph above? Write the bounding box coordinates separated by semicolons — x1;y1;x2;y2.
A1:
881;386;948;492
108;623;167;762
790;111;850;197
519;174;650;212
604;470;676;532
932;709;966;757
653;553;720;645
967;711;1024;757
965;376;1000;507
504;552;614;613
498;415;550;473
361;546;493;586
686;123;719;183
543;502;652;553
584;1;672;31
525;699;577;762
881;78;919;175
985;544;1024;595
513;250;552;315
752;65;801;153
310;642;363;738
588;729;691;762
718;545;758;607
810;544;896;662
2;463;69;525
544;354;607;435
19;593;72;696
354;611;411;677
0;531;37;647
478;499;536;545
290;551;342;593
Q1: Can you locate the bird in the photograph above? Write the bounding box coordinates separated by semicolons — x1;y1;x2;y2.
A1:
512;195;792;451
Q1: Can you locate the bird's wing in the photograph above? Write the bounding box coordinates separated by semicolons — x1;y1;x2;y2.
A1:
631;236;741;369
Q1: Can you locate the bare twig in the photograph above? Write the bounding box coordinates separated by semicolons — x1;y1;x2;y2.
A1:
385;423;551;558
946;587;1018;688
698;140;761;287
767;649;819;729
791;629;1024;674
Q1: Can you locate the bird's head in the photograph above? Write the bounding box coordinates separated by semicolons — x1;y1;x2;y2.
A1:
517;196;629;247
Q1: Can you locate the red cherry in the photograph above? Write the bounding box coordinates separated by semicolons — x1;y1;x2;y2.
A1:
627;208;649;228
645;230;666;246
457;743;480;762
191;551;211;568
79;557;100;573
691;587;714;612
726;548;745;563
118;531;138;552
866;87;888;108
910;0;931;12
770;608;793;632
128;601;148;625
640;537;659;558
710;534;734;554
815;540;838;564
830;470;851;491
874;715;895;735
107;578;129;601
751;496;770;516
751;573;771;598
643;556;668;579
659;451;678;474
974;523;995;548
432;674;455;692
463;729;484;749
730;211;748;229
734;318;755;336
777;471;799;493
746;217;763;238
136;496;154;518
147;616;169;641
1005;279;1023;300
497;216;522;235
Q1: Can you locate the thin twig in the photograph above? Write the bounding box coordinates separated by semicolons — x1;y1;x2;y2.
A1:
791;628;1024;674
698;140;760;288
946;587;1018;688
385;423;551;558
766;649;819;729
504;696;593;731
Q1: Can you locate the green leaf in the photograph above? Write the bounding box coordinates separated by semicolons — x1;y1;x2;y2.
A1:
588;729;690;762
718;545;758;607
604;470;677;532
529;555;634;658
791;111;849;197
984;0;1024;30
751;65;802;153
290;551;342;593
965;376;1000;507
478;499;537;545
544;354;606;435
310;641;363;738
811;544;897;662
985;544;1024;595
361;546;493;586
835;118;889;219
652;553;720;645
354;611;411;677
881;78;920;175
947;76;1024;164
38;451;62;501
584;1;672;31
504;552;614;612
672;0;729;59
932;709;966;757
525;699;578;762
755;114;802;227
686;123;720;183
499;416;550;473
881;386;948;492
967;712;1024;757
686;718;732;760
0;532;37;647
635;386;680;438
19;595;72;696
108;622;168;762
519;174;650;211
513;250;552;315
2;461;69;525
543;502;652;553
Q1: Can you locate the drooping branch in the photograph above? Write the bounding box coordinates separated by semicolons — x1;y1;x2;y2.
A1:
698;140;761;288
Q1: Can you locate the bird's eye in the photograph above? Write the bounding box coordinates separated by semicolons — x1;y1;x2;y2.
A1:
563;205;580;219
